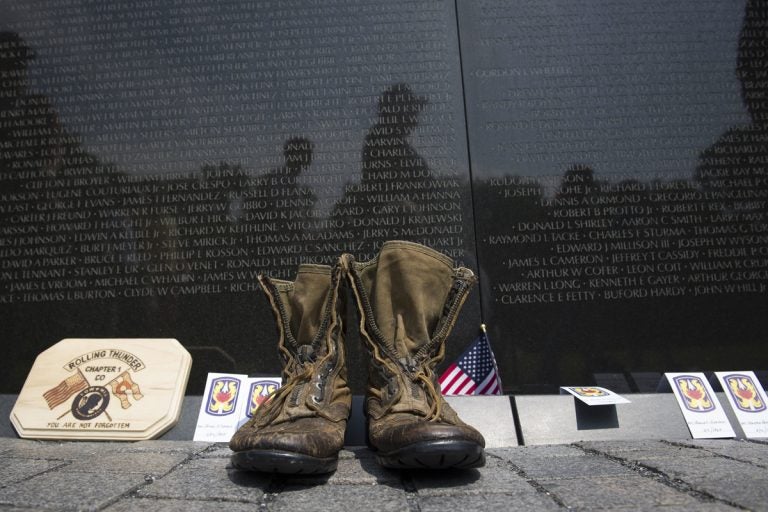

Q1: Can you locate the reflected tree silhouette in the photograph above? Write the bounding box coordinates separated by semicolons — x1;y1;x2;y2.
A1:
473;0;768;392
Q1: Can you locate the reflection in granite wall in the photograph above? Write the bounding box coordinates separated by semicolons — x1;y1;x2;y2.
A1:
463;0;767;392
1;0;766;395
0;0;477;394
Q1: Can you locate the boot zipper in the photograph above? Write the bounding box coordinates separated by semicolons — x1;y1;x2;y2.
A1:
310;264;343;404
310;263;340;352
349;267;403;369
415;274;473;362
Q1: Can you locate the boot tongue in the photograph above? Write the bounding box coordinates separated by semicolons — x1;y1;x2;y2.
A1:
373;243;455;354
291;265;332;344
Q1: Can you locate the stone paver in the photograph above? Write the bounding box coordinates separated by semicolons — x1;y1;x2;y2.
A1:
270;483;411;512
136;457;268;503
491;449;635;480
194;444;232;459
419;492;561;512
577;439;714;462
62;452;190;477
0;440;210;460
103;497;262;512
489;445;585;459
634;456;768;511
0;457;68;486
678;439;768;468
409;454;532;496
537;475;702;510
0;439;765;511
322;452;402;486
0;469;147;511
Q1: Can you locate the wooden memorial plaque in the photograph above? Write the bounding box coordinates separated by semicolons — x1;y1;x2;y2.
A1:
10;338;192;441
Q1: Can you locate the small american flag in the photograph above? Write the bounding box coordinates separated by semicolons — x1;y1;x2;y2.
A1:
439;326;502;395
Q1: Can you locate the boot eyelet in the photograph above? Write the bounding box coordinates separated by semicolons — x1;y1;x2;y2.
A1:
311;396;322;404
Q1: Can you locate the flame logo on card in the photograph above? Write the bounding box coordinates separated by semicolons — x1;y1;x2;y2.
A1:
206;378;239;416
571;387;607;397
674;376;715;412
725;374;766;412
247;380;279;417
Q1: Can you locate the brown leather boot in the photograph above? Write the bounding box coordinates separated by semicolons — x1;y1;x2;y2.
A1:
230;262;351;474
342;241;485;469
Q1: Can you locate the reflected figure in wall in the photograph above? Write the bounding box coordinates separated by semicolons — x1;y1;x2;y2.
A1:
331;83;437;256
0;32;108;203
199;162;248;222
0;31;106;225
243;137;317;277
696;0;768;215
0;32;69;178
259;135;317;220
360;82;433;191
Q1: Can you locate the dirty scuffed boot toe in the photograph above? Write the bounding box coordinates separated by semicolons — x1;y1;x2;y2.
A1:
230;263;351;474
343;241;485;469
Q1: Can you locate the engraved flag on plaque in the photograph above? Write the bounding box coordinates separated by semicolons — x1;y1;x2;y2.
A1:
43;371;89;410
108;371;144;409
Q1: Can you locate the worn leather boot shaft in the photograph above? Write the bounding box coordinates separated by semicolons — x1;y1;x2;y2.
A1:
230;263;351;473
342;240;485;469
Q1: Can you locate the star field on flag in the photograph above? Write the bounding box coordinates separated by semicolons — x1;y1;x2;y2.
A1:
438;326;502;395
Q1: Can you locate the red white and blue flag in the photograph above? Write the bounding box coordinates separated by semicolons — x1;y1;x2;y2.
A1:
439;326;502;395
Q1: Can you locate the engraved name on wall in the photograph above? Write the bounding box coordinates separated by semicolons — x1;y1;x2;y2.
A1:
0;0;472;305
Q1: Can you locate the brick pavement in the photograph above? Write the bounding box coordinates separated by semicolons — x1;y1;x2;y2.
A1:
0;438;766;511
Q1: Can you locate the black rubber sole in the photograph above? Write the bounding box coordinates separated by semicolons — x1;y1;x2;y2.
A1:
231;449;338;475
375;440;485;470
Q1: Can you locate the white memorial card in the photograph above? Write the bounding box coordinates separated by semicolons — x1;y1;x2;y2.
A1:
235;377;282;430
715;371;768;438
193;373;247;442
665;372;735;439
560;386;631;405
193;373;281;442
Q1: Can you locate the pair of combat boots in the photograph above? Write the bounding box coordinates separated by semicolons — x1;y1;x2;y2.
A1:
229;241;486;474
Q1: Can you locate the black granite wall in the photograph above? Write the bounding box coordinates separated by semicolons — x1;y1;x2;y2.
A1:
0;0;765;394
